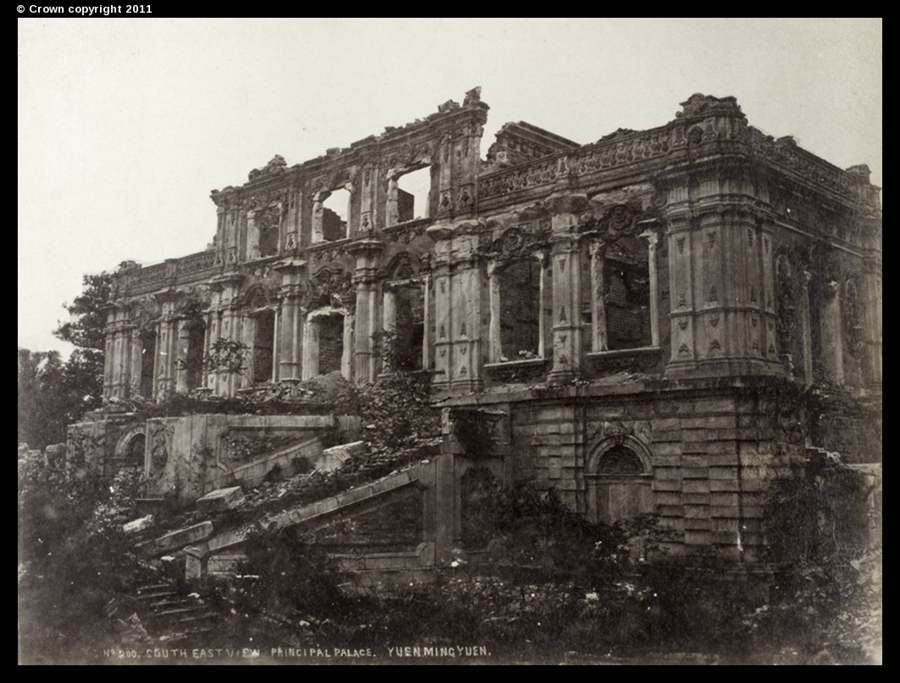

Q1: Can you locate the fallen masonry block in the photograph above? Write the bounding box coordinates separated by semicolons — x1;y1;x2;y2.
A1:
142;521;214;557
123;514;155;534
317;441;367;472
196;486;245;514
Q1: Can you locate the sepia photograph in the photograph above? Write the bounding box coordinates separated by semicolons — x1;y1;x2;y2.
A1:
18;17;881;664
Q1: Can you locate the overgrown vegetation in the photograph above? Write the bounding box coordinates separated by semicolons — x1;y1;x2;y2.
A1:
197;475;879;664
18;447;144;663
18;272;112;449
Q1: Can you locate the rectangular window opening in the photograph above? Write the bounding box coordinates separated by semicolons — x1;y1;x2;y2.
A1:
318;314;344;376
396;166;431;222
321;188;350;241
252;311;275;383
604;251;652;351
499;259;541;360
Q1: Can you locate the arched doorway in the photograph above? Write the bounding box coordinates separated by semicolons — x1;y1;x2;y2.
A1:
585;436;654;524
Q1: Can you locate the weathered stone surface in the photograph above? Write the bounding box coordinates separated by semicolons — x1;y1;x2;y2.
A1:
316;440;366;472
123;515;155;534
196;486;245;514
79;91;882;574
146;521;214;556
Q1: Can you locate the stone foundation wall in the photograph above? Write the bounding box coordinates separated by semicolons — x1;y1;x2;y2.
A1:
462;382;815;564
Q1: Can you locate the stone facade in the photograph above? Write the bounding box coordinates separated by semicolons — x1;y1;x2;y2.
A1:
84;89;881;566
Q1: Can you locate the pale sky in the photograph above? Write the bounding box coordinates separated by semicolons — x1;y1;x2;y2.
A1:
18;18;882;355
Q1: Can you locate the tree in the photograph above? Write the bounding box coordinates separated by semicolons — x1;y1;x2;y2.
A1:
18;349;68;448
54;272;112;414
54;272;112;355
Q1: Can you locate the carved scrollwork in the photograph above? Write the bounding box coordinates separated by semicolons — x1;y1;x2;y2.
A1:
248;154;287;181
478;223;551;264
302;267;354;310
378;252;417;281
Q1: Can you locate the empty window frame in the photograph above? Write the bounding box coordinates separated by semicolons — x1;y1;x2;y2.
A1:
184;318;206;390
387;165;431;227
383;283;426;371
314;187;351;243
139;330;157;398
589;235;656;352
498;259;542;361
253;205;281;258
317;313;344;376
252;310;276;383
396;166;431;223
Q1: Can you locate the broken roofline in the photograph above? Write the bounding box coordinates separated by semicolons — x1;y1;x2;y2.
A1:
211;89;877;210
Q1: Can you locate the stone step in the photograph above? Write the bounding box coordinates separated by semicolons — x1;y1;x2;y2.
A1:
173;612;219;628
148;598;194;609
149;606;204;619
156;624;218;645
134;590;180;601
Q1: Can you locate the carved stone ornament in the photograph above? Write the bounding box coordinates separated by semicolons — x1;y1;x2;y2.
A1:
479;225;550;264
586;203;643;241
676;93;744;120
302;267;354;310
248;154;287;181
378;252;417;281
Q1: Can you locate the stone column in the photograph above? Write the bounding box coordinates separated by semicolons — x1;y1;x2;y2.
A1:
208;273;244;397
342;313;355;381
174;317;191;394
102;317;115;399
349;239;384;383
436;134;453;220
588;239;607;353
642;230;661;347
800;271;814;385
246;209;259;261
274;258;305;391
861;261;882;385
129;327;142;398
487;261;501;362
301;312;318;380
537;249;550;359
548;234;584;384
386;176;400;227
156;312;177;399
821;279;844;385
311;192;326;243
382;286;397;332
238;310;255;390
422;274;432;371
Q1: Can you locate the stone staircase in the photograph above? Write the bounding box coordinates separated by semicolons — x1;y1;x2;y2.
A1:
123;578;222;644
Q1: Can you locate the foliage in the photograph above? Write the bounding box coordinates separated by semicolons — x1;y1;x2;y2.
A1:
18;348;101;449
19;273;112;450
372;327;418;373
201;337;251;378
326;330;437;451
18;447;143;663
355;369;439;450
451;408;499;459
228;526;344;617
54;272;112;354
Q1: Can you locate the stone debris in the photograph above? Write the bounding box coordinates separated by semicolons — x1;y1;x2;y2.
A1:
123;515;155;534
317;441;367;472
196;486;245;514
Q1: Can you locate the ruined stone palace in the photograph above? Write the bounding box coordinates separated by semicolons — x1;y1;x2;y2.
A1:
70;90;881;580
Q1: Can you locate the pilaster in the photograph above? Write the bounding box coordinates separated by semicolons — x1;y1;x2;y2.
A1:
349;239;384;383
547;234;583;383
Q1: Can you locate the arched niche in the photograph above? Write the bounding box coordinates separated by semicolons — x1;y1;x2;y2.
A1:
584;435;654;525
115;425;148;471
